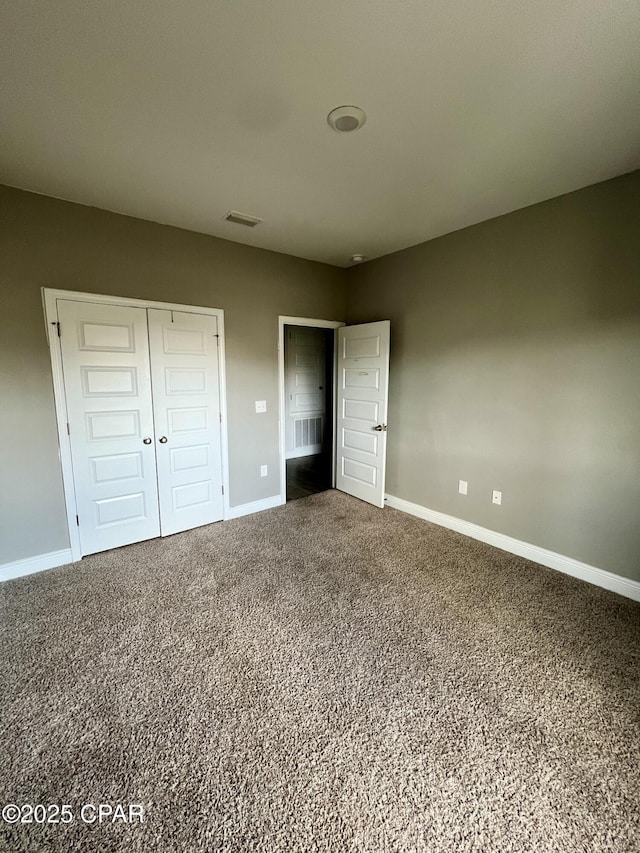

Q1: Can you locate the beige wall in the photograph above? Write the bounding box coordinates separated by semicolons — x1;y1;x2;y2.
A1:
347;171;640;582
2;173;639;583
0;185;346;563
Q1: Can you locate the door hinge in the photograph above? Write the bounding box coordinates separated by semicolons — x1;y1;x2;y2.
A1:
76;515;79;526
219;412;222;423
221;485;224;495
66;422;70;435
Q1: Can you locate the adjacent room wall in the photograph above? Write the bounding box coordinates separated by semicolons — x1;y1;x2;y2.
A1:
346;171;640;582
0;185;347;564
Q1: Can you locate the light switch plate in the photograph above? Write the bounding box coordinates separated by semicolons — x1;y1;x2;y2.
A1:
255;400;267;413
492;490;502;505
260;465;268;478
459;480;468;495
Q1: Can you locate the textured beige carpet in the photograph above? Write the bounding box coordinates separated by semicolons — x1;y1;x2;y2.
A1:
1;490;639;853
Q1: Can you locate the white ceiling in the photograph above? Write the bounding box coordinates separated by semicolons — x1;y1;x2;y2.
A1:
2;1;639;267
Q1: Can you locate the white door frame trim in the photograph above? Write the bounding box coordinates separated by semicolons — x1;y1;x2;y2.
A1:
277;316;345;505
42;288;230;561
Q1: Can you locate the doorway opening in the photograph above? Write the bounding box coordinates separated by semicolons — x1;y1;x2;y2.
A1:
283;324;335;501
279;316;390;510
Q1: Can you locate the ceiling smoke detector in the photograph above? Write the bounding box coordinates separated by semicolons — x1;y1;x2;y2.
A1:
223;210;263;227
351;254;366;263
327;105;367;133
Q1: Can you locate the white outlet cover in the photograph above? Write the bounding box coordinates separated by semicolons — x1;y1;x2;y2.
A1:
260;465;268;477
255;400;267;413
492;490;502;505
459;480;468;495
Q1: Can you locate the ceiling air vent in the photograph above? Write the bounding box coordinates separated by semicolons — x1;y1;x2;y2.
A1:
223;210;263;227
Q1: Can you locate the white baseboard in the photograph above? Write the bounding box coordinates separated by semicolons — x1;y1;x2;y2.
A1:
384;494;640;603
225;494;285;520
1;497;287;581
0;548;74;583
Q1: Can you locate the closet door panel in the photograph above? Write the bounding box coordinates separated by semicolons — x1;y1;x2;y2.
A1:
148;309;224;536
58;300;161;555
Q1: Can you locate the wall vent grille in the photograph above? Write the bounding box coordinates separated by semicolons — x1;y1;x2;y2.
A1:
223;210;263;227
294;416;323;449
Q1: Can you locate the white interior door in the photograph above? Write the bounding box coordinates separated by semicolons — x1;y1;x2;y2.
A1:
336;320;390;508
58;299;161;554
148;309;224;536
285;326;327;458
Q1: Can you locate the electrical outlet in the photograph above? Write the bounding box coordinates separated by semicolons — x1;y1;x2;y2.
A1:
255;400;267;413
459;480;468;495
260;465;268;478
492;490;502;505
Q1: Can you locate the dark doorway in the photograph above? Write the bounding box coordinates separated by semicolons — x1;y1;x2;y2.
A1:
284;325;334;502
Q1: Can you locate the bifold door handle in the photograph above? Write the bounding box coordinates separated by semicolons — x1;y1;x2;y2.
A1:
373;424;388;432
143;437;152;445
159;436;168;444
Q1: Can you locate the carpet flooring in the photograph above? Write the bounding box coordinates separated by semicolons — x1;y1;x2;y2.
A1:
1;490;639;853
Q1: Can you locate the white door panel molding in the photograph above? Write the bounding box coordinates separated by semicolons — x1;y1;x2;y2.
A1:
43;288;229;560
58;300;161;554
148;309;223;536
336;321;390;508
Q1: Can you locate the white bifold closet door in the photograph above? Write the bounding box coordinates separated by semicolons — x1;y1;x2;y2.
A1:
58;299;223;556
147;309;223;537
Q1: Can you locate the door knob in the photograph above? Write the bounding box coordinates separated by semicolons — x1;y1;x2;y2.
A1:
373;424;387;432
143;437;152;444
159;436;168;444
